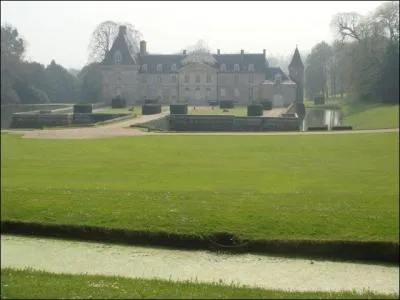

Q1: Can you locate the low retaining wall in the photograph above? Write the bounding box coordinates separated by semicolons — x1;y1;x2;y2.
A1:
169;115;300;132
1;220;398;264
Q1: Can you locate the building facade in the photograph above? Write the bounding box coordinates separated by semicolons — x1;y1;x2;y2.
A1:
100;26;304;107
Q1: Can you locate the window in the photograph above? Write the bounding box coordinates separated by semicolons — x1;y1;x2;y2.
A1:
275;74;282;85
220;64;226;72
249;74;254;84
234;64;240;72
220;88;225;97
156;64;163;72
171;75;177;83
142;64;148;72
114;51;122;64
171;64;177;71
141;76;146;83
184;74;189;83
248;64;255;72
158;76;162;83
234;74;239;85
219;76;225;85
195;74;200;83
206;75;211;83
234;88;240;98
206;88;212;100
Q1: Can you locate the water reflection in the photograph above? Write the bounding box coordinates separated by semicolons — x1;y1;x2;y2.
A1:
301;108;343;131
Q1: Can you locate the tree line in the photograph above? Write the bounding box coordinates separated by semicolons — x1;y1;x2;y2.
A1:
304;1;399;104
0;21;141;106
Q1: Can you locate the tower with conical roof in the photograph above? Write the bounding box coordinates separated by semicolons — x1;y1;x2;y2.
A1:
288;47;304;103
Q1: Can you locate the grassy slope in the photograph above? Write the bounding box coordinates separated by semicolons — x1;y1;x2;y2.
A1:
1;133;398;242
1;269;396;299
189;106;248;116
343;104;399;130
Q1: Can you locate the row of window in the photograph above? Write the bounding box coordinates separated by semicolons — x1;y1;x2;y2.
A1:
141;63;255;72
138;74;255;84
139;87;241;99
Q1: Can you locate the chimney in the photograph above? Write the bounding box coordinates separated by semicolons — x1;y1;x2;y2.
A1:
183;50;187;55
241;49;244;55
217;49;220;55
140;40;147;56
119;25;127;36
263;49;266;56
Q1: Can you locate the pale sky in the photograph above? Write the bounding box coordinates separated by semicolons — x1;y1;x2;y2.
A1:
1;1;383;70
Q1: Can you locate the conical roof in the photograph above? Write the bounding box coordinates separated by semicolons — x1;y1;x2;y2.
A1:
289;47;304;69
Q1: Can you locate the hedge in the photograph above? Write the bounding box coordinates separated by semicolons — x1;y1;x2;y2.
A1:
331;125;353;131
261;100;272;110
142;104;162;115
73;104;92;114
247;104;263;116
144;99;159;104
219;100;234;109
307;125;328;131
170;104;188;115
314;95;325;105
111;97;127;108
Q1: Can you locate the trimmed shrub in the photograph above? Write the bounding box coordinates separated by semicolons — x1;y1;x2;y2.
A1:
144;99;159;104
142;104;162;115
10;114;42;129
73;104;92;114
247;104;263;116
219;100;234;109
261;100;272;110
170;104;188;115
111;97;127;108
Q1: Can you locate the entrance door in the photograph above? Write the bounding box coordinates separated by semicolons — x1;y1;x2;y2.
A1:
273;94;284;108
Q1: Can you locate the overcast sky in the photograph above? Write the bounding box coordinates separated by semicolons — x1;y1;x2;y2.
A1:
1;1;383;70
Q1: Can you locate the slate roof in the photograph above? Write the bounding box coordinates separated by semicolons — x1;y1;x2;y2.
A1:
138;54;185;72
288;47;304;69
265;67;289;81
102;27;136;65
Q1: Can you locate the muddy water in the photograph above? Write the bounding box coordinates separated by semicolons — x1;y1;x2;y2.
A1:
1;235;398;295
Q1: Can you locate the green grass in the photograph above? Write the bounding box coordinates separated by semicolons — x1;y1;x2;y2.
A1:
94;106;142;115
190;106;248;116
1;132;398;242
343;104;399;130
1;268;396;299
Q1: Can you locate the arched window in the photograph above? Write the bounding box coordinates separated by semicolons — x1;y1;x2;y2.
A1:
114;51;122;64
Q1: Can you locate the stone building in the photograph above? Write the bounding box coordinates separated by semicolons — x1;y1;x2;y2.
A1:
99;25;304;107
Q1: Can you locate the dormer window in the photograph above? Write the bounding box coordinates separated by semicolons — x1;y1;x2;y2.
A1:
156;64;163;72
142;64;148;72
234;64;240;72
114;51;122;64
220;64;226;72
171;64;177;71
248;64;255;72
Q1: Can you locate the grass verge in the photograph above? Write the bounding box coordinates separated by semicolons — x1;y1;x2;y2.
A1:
1;268;397;299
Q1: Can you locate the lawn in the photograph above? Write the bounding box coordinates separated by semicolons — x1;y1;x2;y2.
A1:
94;106;142;115
189;106;248;116
343;104;399;130
1;269;396;299
1;132;398;242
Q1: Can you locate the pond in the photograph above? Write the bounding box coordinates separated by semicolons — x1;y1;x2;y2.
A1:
1;235;398;295
301;108;343;131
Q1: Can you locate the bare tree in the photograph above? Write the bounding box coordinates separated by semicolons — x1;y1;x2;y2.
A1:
330;12;370;42
373;1;399;42
88;21;143;63
181;40;216;65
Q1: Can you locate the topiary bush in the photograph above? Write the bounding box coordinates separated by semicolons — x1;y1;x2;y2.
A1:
142;104;162;115
170;104;188;115
73;104;92;114
219;100;234;109
111;97;127;108
261;100;272;110
247;104;263;116
314;94;325;105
